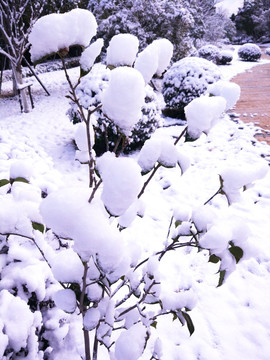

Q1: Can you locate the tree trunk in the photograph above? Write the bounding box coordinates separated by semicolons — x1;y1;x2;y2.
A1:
12;63;30;113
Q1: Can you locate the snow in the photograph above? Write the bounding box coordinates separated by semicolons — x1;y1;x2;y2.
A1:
0;290;35;352
29;9;97;62
9;159;33;181
185;95;227;139
106;33;139;67
83;308;101;331
1;45;270;359
102;66;145;135
80;38;104;72
207;80;241;110
215;0;244;16
114;323;147;360
97;152;143;216
53;289;77;313
50;249;84;283
134;42;159;84
152;38;174;76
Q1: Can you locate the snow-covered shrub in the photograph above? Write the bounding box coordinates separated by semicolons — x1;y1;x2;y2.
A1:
217;50;234;65
67;63;163;155
265;47;270;56
198;44;221;64
0;8;253;360
162;57;221;119
238;43;262;62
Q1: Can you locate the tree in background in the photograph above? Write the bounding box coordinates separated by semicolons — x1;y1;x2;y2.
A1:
88;0;236;61
0;0;46;111
233;0;270;43
88;0;196;60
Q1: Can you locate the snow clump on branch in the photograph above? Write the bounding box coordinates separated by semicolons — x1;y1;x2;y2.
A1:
106;33;139;67
29;9;97;62
134;38;173;84
208;80;241;111
102;67;145;135
185;95;226;139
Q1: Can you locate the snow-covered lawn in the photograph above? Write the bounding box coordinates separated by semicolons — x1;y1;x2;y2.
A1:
1;52;270;359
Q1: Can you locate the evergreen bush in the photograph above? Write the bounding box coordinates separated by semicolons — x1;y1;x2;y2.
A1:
238;43;262;62
162;56;221;118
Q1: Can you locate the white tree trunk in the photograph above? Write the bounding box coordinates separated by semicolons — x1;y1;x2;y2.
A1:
12;64;30;113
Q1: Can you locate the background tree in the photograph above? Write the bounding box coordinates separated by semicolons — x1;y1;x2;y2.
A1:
88;0;236;61
0;0;46;111
233;0;270;42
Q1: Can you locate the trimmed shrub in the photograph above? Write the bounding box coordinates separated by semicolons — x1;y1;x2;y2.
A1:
162;57;221;119
217;50;233;65
198;44;220;64
238;43;261;62
265;47;270;56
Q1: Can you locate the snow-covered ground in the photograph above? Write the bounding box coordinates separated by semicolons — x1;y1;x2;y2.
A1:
1;50;270;359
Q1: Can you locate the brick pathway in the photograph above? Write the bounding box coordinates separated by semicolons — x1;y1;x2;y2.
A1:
232;57;270;145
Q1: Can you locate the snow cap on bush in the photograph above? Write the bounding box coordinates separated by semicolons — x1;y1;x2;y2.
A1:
74;122;95;151
138;137;179;173
102;67;145;135
50;249;84;283
52;289;77;313
115;323;147;360
238;43;261;62
134;38;173;83
106;33;139;67
40;187;128;268
220;161;269;203
80;38;104;72
97;152;143;216
134;42;159;84
152;38;174;76
208;80;241;110
185;95;226;139
29;9;97;62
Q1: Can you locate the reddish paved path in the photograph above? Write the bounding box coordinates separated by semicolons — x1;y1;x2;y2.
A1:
232;56;270;145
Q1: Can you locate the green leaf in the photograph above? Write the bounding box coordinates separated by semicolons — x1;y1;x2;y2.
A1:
80;67;90;78
10;177;29;184
218;269;226;287
151;321;157;329
229;246;244;264
175;220;182;228
0;179;10;187
32;222;45;233
182;311;195;336
209;254;221;264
